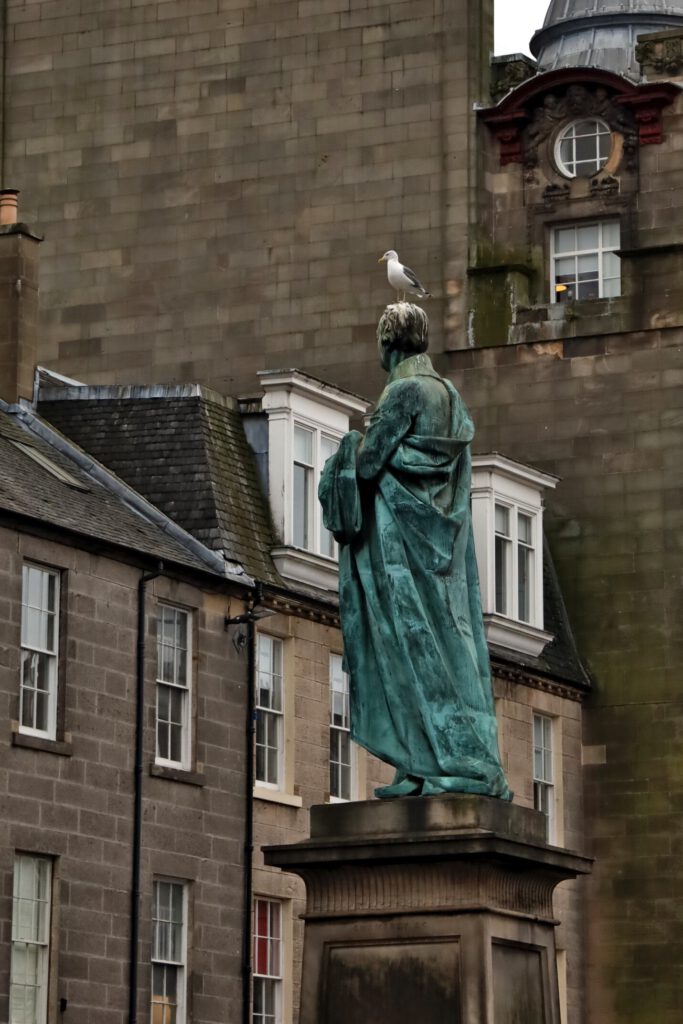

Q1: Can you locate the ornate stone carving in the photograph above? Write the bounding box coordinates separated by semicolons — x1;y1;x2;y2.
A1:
522;84;638;172
491;57;537;104
543;183;571;204
636;35;683;77
590;174;619;196
480;68;679;170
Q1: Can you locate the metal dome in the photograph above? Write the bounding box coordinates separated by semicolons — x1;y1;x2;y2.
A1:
530;0;683;78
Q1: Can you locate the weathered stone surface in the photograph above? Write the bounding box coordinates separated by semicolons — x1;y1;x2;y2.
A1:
265;795;591;1024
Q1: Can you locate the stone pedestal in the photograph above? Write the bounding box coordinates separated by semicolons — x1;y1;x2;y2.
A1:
264;795;591;1024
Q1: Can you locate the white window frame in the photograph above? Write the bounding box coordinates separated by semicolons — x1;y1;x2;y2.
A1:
258;369;370;592
329;654;356;803
533;713;555;843
550;220;621;303
151;879;188;1024
471;455;556;658
20;564;60;740
493;501;537;624
255;634;284;791
155;605;192;770
292;421;340;559
554;118;612;179
253;898;283;1024
10;854;52;1024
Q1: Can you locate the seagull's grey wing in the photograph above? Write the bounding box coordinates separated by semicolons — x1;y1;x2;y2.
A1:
401;263;428;292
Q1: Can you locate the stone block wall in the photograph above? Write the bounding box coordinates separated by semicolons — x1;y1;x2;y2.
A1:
1;0;492;399
448;327;683;1024
0;529;246;1024
494;673;585;1024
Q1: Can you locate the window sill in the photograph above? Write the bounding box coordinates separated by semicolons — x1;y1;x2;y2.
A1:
150;763;206;787
484;613;553;658
253;785;303;808
11;730;73;757
271;545;339;593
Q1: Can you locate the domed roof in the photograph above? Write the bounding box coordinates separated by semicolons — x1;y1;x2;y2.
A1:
530;0;683;78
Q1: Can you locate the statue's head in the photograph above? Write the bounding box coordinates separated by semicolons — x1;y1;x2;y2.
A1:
377;303;429;371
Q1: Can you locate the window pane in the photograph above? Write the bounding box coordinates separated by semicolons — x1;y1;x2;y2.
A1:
495;535;509;615
577;224;599;250
554;227;575;254
577;254;598;277
558;138;573;168
574;135;595;164
294;425;313;464
293;463;310;549
518;545;532;623
602;221;620;249
577;278;600;301
555;256;575;281
518;513;532;545
494;504;509;535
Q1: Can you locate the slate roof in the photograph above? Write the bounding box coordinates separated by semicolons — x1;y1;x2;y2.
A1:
0;405;238;580
39;385;280;586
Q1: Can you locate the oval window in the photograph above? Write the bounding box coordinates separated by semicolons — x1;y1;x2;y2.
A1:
555;119;612;179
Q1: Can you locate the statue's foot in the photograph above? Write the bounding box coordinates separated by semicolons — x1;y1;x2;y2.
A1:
375;774;423;799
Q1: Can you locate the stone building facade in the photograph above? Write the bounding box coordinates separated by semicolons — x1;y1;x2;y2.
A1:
0;390;253;1023
3;1;682;1021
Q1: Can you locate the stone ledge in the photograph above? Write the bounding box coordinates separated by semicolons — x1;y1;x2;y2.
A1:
149;762;206;787
309;793;546;844
11;730;73;757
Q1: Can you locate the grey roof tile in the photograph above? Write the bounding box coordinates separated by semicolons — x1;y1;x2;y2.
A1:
0;409;228;577
39;389;280;586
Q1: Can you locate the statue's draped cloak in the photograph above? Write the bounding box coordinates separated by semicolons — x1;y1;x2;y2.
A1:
319;354;510;799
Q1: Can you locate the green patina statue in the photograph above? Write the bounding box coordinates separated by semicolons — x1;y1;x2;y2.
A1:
319;304;511;800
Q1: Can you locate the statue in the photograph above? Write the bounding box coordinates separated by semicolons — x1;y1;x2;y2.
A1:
319;304;510;800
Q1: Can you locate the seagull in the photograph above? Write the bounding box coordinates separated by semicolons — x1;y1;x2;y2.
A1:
378;250;431;301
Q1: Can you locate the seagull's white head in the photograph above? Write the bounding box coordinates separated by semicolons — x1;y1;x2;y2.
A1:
378;249;399;264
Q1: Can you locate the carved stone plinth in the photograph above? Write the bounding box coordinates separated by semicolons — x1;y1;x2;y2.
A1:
264;795;591;1024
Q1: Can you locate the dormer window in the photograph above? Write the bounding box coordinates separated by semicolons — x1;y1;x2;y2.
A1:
471;454;557;658
258;370;369;592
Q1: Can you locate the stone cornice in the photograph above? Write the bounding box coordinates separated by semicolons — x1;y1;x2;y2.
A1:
492;659;589;702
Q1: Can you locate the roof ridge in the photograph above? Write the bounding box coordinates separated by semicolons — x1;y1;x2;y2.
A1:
38;382;238;410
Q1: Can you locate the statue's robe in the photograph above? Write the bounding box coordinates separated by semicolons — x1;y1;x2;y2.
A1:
319;353;510;799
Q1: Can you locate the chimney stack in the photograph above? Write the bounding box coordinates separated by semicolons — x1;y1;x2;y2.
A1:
0;189;42;406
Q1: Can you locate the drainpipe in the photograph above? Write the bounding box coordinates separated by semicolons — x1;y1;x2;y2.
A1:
242;609;256;1024
225;585;261;1024
129;562;163;1024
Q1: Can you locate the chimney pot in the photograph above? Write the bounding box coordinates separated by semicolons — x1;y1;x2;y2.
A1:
0;188;20;226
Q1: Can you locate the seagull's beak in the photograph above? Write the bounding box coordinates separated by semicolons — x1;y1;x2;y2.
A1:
377;255;385;263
